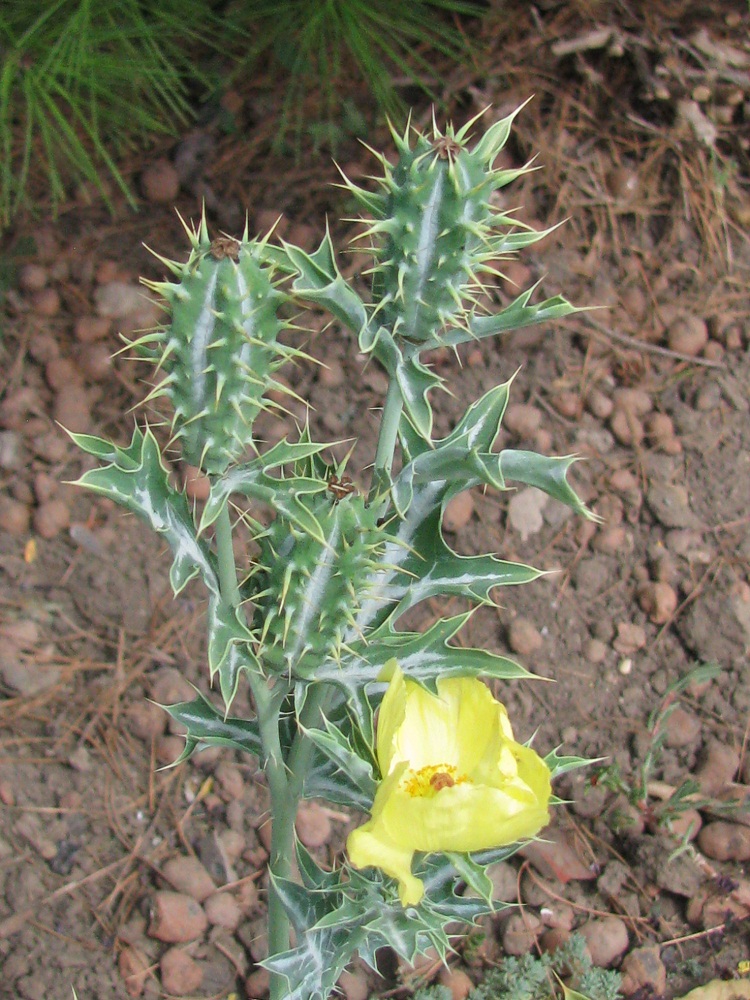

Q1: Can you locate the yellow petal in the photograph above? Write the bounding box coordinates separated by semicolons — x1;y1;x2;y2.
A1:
347;822;423;906
348;665;553;905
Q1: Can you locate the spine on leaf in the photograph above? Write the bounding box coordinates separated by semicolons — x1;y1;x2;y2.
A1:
139;215;295;475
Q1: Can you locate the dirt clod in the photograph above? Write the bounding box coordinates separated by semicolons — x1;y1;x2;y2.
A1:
577;915;629;967
160;946;203;996
697;821;750;862
508;616;543;657
501;911;542;955
443;490;474;531
619;946;667;996
204;891;243;930
162;856;217;903
33;498;71;539
118;944;151;998
437;967;474;1000
504;403;542;438
638;580;678;624
667;314;709;356
148;891;208;943
141;158;181;204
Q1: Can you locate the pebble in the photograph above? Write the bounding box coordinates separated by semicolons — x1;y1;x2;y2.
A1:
585;386;614;420
508;617;543;657
74;315;111;343
182;465;210;501
256;818;272;853
645;412;681;453
538;926;572;956
296;800;332;848
667;314;708;356
0;496;31;535
75;342;112;381
18;263;49;292
638;580;678;624
443;491;474;532
33;498;71;539
0;430;22;471
650;547;678;584
584;638;607;664
613;387;653;416
28;331;61;366
150;667;195;707
619;946;667;996
503;403;542;438
668;807;702;841
620;284;648;321
46;356;83;391
155;735;185;767
338;968;370;1000
141;158;181;204
501;912;541;955
94;281;159;324
204;891;243;931
318;358;345;388
577;916;629;967
507;487;548;541
695;740;740;795
609;408;644;447
687;879;750;928
54;384;92;431
0;650;60;696
437;967;473;1000
162;855;217;902
218;828;245;864
215;761;245;801
665;527;710;560
519;826;597;883
694;381;720;413
592;525;627;555
647;481;701;530
661;706;701;749
549;391;581;419
126;701;166;741
484;861;518;902
198;830;237;884
148;891;208;942
118;944;150;997
613;622;647;656
160;947;203;996
31;287;61;317
698;821;750;861
500;259;532;292
245;966;271;999
534;427;553;453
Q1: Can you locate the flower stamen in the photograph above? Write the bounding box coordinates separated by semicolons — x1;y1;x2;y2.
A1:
403;763;465;798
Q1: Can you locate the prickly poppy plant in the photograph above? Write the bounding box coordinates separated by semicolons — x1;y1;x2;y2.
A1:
70;108;595;1000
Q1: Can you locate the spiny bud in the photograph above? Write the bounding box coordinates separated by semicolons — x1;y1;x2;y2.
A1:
138;212;298;475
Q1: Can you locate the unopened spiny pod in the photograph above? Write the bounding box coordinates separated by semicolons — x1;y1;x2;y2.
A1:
343;105;543;348
249;476;387;678
138;214;298;475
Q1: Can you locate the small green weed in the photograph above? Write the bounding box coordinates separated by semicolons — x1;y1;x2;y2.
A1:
412;935;621;1000
592;663;723;834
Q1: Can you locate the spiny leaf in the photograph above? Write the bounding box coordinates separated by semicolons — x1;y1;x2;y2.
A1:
69;425;218;596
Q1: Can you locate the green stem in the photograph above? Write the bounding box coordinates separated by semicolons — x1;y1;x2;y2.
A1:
213;503;292;994
214;502;241;609
264;683;336;1000
368;375;403;506
253;682;295;995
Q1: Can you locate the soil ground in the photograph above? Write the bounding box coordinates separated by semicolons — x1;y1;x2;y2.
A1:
0;3;749;999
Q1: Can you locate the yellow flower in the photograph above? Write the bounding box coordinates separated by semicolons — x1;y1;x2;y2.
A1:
347;664;551;906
